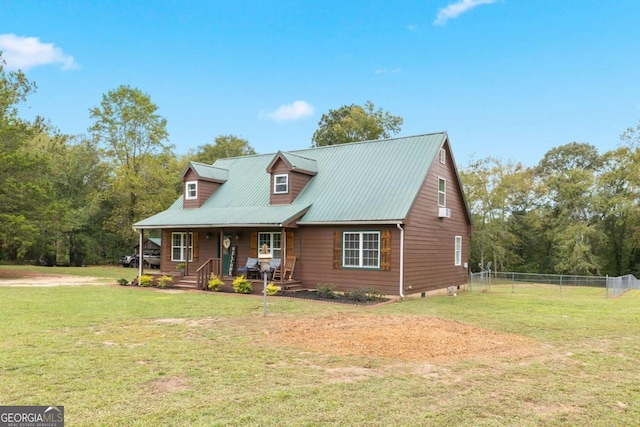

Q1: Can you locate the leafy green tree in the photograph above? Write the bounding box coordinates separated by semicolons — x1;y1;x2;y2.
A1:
460;157;534;272
89;85;175;243
311;101;403;147
189;134;256;164
595;145;640;275
535;142;603;274
26;133;113;265
621;118;640;148
0;53;56;261
553;222;604;275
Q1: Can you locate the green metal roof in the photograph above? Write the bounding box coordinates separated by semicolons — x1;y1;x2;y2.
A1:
135;204;310;228
134;133;450;228
279;151;318;174
185;161;229;182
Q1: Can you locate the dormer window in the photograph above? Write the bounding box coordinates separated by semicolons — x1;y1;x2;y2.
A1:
274;174;289;194
185;181;198;200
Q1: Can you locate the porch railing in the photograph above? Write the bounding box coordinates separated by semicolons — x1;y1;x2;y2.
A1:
196;258;221;290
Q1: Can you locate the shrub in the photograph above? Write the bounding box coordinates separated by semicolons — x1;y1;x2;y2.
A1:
157;275;173;289
316;283;336;299
342;288;386;302
232;275;253;294
138;275;153;287
208;274;224;291
266;282;279;296
117;278;129;286
344;287;369;302
368;288;386;301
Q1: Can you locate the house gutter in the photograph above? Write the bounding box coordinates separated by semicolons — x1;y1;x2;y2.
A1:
396;223;405;299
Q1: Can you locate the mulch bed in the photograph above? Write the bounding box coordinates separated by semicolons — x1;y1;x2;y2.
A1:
278;290;391;306
127;280;391;306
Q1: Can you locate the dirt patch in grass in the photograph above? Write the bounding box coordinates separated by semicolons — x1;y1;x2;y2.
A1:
269;313;537;362
146;376;190;395
0;270;102;286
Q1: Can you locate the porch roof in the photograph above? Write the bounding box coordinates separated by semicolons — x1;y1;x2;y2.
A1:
134;204;310;229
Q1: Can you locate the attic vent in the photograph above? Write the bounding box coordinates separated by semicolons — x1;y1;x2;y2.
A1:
438;207;451;218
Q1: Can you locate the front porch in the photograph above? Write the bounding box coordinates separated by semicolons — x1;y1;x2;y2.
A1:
139;256;306;293
175;274;306;294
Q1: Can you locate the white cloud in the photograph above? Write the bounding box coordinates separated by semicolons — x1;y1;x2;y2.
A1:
0;33;78;71
434;0;498;26
261;100;314;122
407;24;419;32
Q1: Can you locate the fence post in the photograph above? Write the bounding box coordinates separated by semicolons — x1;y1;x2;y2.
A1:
512;272;514;293
560;275;563;294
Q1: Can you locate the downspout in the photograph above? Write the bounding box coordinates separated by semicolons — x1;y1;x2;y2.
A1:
138;229;143;279
396;223;405;299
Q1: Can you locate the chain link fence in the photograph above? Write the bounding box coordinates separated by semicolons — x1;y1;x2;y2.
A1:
470;271;607;295
606;274;640;298
470;271;639;298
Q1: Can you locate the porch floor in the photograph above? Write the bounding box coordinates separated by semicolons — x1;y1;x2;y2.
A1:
172;274;306;294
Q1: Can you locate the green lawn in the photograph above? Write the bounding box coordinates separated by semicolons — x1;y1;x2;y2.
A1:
1;266;639;426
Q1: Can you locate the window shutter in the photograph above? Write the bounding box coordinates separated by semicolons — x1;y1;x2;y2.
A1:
164;231;171;261
333;231;341;269
193;232;199;262
286;232;294;256
381;230;391;271
250;232;258;257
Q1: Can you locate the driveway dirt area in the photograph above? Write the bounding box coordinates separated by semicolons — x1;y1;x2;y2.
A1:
268;312;538;362
0;269;102;287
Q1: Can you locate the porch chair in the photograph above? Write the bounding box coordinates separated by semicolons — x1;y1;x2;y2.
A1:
268;258;281;277
237;257;259;279
273;255;296;281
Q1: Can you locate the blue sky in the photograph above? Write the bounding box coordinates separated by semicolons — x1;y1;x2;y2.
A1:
2;0;639;166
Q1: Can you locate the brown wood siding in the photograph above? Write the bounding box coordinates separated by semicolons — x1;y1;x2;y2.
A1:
159;229;211;272
183;169;198;181
269;160;312;205
298;226;401;296
182;178;221;209
159;228;292;276
194;230;218;267
402;141;471;295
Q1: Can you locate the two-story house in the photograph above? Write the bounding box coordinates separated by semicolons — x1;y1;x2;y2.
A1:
133;132;472;297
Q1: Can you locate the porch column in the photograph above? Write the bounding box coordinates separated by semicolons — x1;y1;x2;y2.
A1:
138;229;143;278
282;229;286;260
185;228;190;276
220;228;225;277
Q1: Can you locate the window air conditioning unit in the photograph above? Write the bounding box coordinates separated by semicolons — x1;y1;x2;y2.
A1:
438;207;451;218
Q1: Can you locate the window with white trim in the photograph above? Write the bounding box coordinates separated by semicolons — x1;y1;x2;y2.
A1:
185;181;198;200
274;174;289;194
172;232;193;262
438;177;446;207
454;236;462;266
258;232;282;259
439;148;446;164
343;231;380;268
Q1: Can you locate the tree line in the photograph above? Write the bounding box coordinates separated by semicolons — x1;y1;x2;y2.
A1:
2;52;639;275
460;129;640;277
0;54;403;265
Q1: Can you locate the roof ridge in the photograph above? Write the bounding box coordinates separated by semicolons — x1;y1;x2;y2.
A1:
291;131;448;153
281;151;316;161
